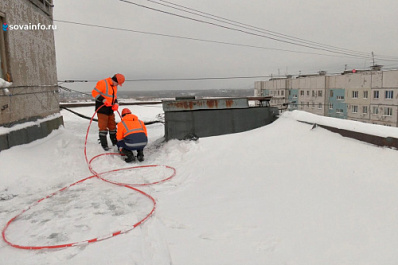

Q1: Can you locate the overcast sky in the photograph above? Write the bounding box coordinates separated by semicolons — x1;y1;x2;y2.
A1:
53;0;398;91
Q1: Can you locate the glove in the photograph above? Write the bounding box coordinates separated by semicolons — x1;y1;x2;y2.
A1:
103;100;112;107
112;104;119;111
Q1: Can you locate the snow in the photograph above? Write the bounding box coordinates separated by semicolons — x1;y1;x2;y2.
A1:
0;78;12;89
288;110;398;138
1;106;398;265
0;78;12;97
0;114;63;135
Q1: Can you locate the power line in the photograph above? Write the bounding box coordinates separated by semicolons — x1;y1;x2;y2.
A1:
119;0;398;61
54;19;366;60
58;85;92;96
146;0;368;58
58;75;286;83
129;75;280;81
148;0;398;61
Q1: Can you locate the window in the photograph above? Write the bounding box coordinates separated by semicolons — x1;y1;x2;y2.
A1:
312;91;315;97
374;90;379;99
293;94;297;98
372;106;379;115
336;109;343;114
352;105;358;113
385;90;394;99
318;103;322;109
300;90;304;96
363;91;368;99
330;90;334;97
281;90;284;96
363;106;368;114
307;91;310;96
352;91;358;98
329;103;333;109
318;90;323;97
337;95;345;100
384;107;393;116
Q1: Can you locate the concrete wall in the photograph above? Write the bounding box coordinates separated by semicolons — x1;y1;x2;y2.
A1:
0;0;62;150
0;0;59;126
382;70;398;88
371;71;383;88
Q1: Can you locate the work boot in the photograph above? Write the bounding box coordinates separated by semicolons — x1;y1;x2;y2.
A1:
137;150;144;162
99;133;109;151
122;148;135;163
109;130;117;146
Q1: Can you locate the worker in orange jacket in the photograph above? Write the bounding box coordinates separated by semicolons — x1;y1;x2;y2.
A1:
117;108;148;162
92;73;125;150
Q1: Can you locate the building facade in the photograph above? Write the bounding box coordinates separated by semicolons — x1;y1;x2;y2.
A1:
257;78;288;108
372;70;398;127
0;0;63;151
255;69;398;127
293;75;327;116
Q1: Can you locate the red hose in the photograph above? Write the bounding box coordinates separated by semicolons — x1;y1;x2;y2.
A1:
2;106;176;250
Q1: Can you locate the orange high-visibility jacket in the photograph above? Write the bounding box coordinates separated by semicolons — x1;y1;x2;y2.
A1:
92;77;118;104
116;114;148;141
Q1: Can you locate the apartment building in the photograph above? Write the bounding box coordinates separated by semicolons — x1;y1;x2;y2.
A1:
328;71;373;121
254;77;288;108
293;74;327;116
255;69;398;127
371;70;398;127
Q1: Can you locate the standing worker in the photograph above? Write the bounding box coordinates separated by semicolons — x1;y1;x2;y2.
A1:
117;108;148;162
92;73;125;150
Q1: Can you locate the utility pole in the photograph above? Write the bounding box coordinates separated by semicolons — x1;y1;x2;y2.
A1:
372;51;375;67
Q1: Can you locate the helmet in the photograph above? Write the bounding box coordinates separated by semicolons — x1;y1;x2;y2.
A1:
114;73;125;86
121;108;131;117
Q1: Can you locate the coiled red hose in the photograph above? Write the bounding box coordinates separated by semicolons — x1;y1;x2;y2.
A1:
2;106;176;250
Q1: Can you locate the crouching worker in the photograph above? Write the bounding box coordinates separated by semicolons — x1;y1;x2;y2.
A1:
117;108;148;162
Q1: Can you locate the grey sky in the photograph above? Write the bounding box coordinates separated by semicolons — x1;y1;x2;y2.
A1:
53;0;398;91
